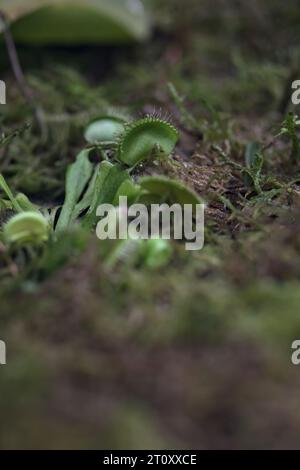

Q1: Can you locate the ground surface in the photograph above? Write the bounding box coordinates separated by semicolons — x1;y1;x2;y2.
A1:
1;0;300;449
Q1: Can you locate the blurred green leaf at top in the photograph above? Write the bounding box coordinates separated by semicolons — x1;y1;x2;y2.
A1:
0;0;151;44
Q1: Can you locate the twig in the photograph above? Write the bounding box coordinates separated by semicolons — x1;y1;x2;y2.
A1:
0;122;31;149
0;11;47;140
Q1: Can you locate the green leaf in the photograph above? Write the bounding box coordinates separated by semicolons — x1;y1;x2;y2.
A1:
112;179;142;205
116;117;179;167
0;0;150;44
84;116;125;145
0;173;22;213
138;239;173;269
82;161;130;229
104;238;173;269
15;193;39;212
56;149;93;233
72;163;100;220
138;175;201;207
3;211;49;245
245;142;260;169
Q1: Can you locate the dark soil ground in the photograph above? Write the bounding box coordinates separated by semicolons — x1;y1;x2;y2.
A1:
1;0;300;449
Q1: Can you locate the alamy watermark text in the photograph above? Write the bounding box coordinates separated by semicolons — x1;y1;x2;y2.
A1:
95;196;205;251
0;80;6;104
0;340;6;365
292;80;300;105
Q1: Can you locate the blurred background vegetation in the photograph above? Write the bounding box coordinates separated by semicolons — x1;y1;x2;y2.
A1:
1;0;300;449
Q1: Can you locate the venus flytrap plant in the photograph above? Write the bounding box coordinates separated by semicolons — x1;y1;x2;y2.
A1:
3;211;49;246
138;238;173;269
116;116;179;167
54;154;131;233
71;164;101;220
113;179;143;206
55;115;181;231
84;113;179;167
0;110;204;274
1;112;195;262
82;161;130;230
104;236;173;269
138;175;201;207
0;173;50;246
84;116;126;146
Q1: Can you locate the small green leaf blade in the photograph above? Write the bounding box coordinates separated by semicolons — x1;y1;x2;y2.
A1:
56;149;93;233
